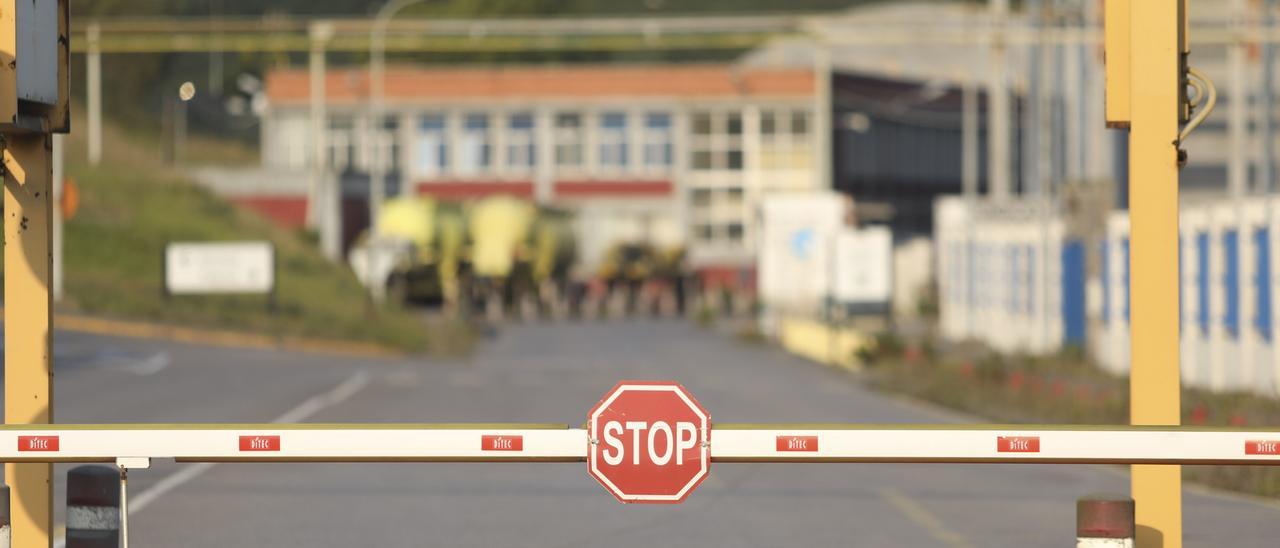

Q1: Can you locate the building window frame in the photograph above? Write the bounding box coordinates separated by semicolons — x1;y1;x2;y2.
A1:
506;112;536;173
690;109;744;172
598;111;630;171
414;113;449;177
554;112;584;169
459;112;492;175
642;112;673;170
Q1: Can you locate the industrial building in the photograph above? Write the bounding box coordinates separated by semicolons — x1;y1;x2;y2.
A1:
256;64;821;286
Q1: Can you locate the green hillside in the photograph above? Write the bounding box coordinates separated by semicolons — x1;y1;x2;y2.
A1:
36;111;469;354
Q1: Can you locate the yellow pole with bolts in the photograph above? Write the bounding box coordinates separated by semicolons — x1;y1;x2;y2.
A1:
3;133;56;548
2;1;69;545
1127;0;1185;546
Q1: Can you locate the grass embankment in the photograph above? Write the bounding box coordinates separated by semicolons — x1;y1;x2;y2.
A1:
860;335;1280;498
5;111;471;355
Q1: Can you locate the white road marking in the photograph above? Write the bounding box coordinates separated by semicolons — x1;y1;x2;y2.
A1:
53;370;371;548
122;352;170;376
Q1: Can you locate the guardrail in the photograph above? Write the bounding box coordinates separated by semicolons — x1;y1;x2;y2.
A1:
2;423;1278;464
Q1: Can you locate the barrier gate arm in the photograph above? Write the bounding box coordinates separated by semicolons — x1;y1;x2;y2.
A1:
3;424;1280;465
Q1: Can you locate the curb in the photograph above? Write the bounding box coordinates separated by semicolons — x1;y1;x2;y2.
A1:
4;308;403;359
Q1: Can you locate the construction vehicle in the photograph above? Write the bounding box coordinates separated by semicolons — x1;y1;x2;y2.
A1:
348;197;466;306
463;195;577;320
593;242;688;317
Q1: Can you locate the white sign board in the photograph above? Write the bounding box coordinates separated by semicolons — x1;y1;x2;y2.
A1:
165;242;275;295
758;193;846;310
833;227;893;304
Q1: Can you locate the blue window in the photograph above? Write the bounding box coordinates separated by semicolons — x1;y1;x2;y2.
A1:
1121;237;1130;323
643;113;673;168
1010;246;1021;313
967;242;977;307
600;112;629;169
1101;241;1110;323
1062;240;1087;345
414;114;448;176
507;112;536;170
1197;232;1210;335
461;113;491;173
1224;230;1240;339
1255;228;1272;341
1026;244;1036;316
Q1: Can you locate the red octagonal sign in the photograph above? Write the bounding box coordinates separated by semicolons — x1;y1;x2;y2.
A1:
587;381;711;504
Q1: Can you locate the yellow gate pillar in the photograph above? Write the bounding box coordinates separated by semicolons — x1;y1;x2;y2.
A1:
3;133;55;548
2;1;70;546
1127;0;1185;546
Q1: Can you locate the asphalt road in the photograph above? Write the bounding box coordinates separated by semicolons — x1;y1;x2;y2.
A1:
3;321;1279;547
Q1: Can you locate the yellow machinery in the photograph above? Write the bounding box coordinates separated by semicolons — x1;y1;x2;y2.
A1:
351;196;465;305
464;195;577;318
595;242;688;315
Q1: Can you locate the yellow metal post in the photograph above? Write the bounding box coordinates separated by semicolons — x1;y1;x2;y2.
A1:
1127;0;1184;546
0;0;15;124
1104;0;1131;127
3;2;73;545
3;133;55;548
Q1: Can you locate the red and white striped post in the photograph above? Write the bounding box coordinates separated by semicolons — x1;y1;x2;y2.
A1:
66;466;120;548
1077;495;1135;547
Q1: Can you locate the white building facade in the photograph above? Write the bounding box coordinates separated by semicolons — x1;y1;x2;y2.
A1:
260;64;822;284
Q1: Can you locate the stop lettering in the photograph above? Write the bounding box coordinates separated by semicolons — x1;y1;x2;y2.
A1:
587;381;710;504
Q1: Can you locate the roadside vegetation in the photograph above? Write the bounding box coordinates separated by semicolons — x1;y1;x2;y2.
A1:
7;110;470;355
858;332;1280;498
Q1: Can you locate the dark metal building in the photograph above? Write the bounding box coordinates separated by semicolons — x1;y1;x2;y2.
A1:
832;72;1025;235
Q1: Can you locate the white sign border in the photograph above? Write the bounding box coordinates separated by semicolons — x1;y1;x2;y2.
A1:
587;382;711;503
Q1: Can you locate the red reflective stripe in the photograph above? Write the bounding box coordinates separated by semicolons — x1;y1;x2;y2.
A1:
238;435;281;452
1246;440;1280;455
17;436;59;452
775;436;818;452
481;435;524;452
997;436;1040;453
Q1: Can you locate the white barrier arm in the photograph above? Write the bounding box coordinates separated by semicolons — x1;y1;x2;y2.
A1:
2;424;1279;465
0;424;585;463
713;425;1280;464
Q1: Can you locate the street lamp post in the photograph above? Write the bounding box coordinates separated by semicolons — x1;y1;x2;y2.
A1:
369;0;435;236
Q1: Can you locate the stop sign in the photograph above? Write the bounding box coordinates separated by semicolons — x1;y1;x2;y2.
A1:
587;381;711;503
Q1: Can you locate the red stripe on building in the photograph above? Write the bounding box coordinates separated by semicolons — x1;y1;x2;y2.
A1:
554;181;673;197
230;196;309;229
416;181;535;199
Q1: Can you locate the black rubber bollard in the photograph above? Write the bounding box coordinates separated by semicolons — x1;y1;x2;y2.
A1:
66;466;120;548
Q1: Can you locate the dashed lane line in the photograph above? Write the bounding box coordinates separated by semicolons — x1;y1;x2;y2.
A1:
879;487;975;548
52;370;372;548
